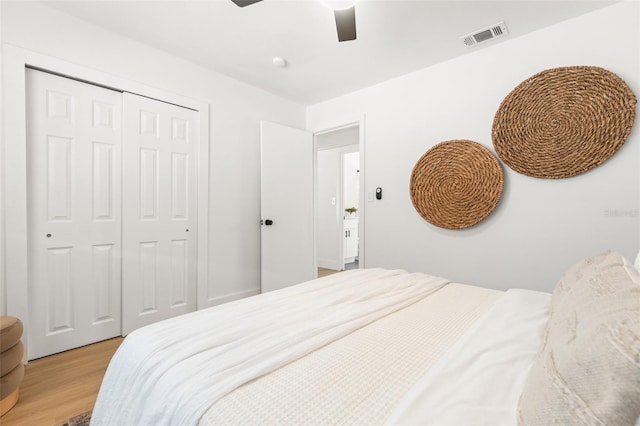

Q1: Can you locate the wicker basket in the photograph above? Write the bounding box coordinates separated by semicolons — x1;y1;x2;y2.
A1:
492;66;636;179
410;140;504;229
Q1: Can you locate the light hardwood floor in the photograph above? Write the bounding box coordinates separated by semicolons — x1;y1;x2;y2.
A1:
1;337;123;426
317;267;341;278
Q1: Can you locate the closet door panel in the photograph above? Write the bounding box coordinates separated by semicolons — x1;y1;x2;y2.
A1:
27;69;122;359
122;93;197;335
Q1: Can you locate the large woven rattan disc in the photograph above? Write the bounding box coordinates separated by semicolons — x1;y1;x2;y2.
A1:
410;140;504;230
492;66;636;179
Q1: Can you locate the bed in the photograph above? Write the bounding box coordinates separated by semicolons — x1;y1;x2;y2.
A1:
91;250;640;425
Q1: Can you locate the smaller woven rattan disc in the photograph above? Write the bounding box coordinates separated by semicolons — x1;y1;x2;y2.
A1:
492;66;636;179
410;140;504;229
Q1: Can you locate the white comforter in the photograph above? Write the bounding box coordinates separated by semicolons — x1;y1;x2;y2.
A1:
91;268;449;426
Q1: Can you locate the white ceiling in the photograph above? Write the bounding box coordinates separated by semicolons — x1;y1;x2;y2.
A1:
45;0;617;105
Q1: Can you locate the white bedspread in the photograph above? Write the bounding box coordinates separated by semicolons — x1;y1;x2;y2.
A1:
203;283;501;425
91;268;448;426
386;288;551;425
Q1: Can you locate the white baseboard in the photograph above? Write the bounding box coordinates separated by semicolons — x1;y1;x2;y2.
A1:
205;288;260;308
317;258;341;271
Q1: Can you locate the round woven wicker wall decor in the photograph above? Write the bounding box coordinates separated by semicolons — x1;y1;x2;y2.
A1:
492;66;636;179
410;140;504;230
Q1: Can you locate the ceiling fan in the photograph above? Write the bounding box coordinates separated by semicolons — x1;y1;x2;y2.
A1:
230;0;357;42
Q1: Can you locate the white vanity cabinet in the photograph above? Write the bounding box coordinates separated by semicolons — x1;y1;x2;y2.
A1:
343;217;359;265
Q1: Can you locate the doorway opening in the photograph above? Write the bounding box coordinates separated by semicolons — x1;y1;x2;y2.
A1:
315;123;363;277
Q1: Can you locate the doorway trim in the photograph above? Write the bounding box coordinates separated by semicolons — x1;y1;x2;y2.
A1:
2;45;210;357
313;116;366;272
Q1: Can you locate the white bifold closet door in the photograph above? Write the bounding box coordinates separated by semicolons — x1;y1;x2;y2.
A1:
26;69;123;359
121;93;197;335
27;70;198;358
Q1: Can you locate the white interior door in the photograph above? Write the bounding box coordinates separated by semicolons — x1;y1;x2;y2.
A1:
261;121;314;292
122;93;197;335
26;69;122;359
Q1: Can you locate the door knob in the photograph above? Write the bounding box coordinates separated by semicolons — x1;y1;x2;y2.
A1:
265;219;274;226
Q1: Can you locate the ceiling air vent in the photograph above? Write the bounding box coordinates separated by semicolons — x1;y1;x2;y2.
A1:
462;21;509;47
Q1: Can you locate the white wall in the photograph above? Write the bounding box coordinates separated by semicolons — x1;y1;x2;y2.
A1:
0;3;4;315
0;1;305;315
307;1;640;293
317;149;342;269
316;125;359;150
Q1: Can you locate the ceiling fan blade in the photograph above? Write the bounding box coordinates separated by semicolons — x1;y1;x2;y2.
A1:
334;6;357;42
230;0;263;7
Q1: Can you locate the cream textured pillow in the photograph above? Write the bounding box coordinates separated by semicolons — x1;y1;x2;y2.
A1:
518;250;640;426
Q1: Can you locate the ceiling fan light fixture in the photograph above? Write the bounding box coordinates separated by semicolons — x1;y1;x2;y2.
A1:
228;0;357;43
230;0;263;7
320;0;355;11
